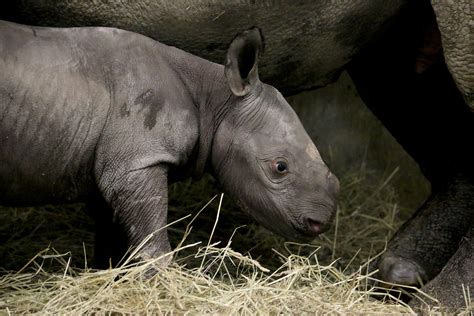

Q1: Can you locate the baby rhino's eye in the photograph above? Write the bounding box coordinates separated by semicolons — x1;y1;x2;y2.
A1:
273;160;288;174
276;161;287;172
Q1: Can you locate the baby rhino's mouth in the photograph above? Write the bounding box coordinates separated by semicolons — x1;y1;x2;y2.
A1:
306;217;323;236
236;199;334;241
295;205;337;239
283;215;332;242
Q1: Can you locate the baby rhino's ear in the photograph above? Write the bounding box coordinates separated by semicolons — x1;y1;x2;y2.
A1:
224;27;264;96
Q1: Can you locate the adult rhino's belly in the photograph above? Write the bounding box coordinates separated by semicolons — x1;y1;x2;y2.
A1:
0;0;407;95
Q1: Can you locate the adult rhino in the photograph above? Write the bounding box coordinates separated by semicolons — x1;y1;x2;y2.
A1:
0;21;339;267
1;0;473;311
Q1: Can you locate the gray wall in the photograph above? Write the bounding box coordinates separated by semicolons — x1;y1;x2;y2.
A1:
289;72;430;209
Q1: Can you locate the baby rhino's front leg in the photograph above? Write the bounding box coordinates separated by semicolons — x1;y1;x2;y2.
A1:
98;165;171;266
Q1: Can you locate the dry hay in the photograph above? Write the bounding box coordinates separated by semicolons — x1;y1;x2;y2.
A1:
0;170;472;314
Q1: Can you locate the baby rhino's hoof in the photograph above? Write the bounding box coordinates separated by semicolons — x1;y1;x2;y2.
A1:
378;255;427;286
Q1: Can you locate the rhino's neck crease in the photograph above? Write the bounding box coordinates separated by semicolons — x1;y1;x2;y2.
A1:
192;65;234;179
166;49;234;179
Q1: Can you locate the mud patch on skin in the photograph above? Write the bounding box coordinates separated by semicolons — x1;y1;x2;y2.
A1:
120;102;130;117
134;89;154;106
133;89;162;130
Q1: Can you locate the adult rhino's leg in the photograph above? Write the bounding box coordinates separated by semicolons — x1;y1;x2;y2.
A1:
348;0;474;288
410;226;473;312
377;175;474;286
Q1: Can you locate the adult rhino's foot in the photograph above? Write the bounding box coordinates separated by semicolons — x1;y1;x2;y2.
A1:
377;174;474;287
378;256;427;286
409;226;473;313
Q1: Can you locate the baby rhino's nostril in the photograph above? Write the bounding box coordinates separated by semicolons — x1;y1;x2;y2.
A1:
306;218;322;235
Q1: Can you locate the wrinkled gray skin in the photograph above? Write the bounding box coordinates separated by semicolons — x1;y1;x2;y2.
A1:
431;0;473;108
410;226;473;313
1;0;473;310
0;21;339;265
376;174;474;312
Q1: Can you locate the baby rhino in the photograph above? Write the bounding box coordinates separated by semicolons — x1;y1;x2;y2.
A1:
0;20;339;266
